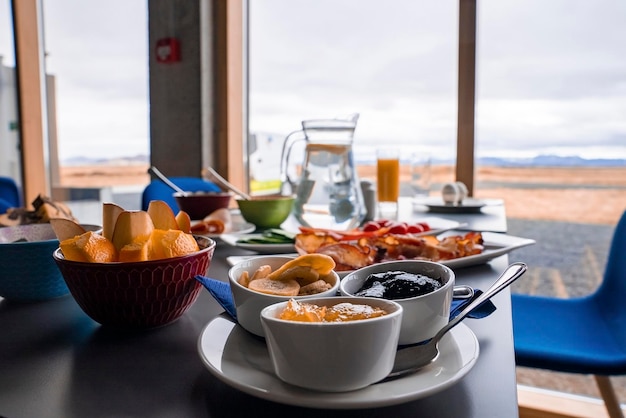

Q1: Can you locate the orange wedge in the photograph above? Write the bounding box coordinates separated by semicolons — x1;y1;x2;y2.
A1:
149;229;199;260
111;210;155;252
118;237;151;262
147;200;179;230
60;231;117;263
175;210;192;233
102;202;124;241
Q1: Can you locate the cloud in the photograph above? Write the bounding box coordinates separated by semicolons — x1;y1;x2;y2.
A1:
250;0;626;159
3;0;625;160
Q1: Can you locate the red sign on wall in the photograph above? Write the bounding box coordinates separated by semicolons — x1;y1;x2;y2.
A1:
155;38;181;63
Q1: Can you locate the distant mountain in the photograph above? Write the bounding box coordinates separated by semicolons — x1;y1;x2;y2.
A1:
62;154;149;166
61;153;625;168
477;155;626;167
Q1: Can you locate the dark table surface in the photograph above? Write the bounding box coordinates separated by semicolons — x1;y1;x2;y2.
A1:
0;206;519;418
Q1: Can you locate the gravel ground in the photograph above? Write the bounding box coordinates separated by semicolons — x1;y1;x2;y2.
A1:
507;218;614;297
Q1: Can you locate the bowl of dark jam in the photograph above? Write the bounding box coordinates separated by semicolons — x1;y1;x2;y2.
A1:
339;260;454;345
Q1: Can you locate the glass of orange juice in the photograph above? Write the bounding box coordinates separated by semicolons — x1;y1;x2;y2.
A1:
376;148;400;217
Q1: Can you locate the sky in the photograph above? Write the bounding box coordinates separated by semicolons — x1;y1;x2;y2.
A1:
1;0;625;162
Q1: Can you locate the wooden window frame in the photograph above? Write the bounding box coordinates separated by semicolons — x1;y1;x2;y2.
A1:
11;0;49;203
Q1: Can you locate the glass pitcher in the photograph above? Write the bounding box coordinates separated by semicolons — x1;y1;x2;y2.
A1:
280;114;366;230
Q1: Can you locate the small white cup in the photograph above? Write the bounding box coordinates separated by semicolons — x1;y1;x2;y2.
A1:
442;181;469;205
442;182;460;205
261;296;403;392
339;260;454;345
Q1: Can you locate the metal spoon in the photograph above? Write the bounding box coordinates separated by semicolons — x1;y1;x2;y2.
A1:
383;262;528;381
148;166;189;197
202;167;252;201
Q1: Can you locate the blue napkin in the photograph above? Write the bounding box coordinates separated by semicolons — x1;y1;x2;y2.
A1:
195;275;496;322
196;276;238;319
450;289;496;319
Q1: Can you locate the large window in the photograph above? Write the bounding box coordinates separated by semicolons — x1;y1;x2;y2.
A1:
0;0;20;183
248;0;626;403
42;0;149;162
42;0;149;188
248;0;458;192
474;0;626;401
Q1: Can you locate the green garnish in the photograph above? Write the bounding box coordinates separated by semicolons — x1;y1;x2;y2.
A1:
237;229;296;245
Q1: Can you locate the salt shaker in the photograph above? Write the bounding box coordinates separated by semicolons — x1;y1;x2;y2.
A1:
360;180;377;223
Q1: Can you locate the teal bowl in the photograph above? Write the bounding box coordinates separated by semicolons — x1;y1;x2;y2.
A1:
0;223;100;301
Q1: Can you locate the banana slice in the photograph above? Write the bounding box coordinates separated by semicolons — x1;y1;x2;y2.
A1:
298;279;332;295
275;265;320;286
267;254;335;280
251;264;272;281
238;271;250;287
248;278;300;296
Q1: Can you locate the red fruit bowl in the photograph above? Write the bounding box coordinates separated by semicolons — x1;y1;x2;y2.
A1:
174;192;232;220
53;236;216;328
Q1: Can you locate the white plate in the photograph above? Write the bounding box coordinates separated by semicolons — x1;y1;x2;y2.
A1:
197;316;479;409
193;221;256;239
225;232;535;273
221;217;462;254
413;197;502;214
220;233;296;254
400;216;463;236
441;232;535;269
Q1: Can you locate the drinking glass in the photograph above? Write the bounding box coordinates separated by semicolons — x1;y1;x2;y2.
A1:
410;151;432;197
376;148;400;217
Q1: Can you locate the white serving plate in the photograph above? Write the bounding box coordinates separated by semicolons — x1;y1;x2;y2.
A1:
441;232;535;269
197;316;479;409
220;216;463;254
226;232;535;272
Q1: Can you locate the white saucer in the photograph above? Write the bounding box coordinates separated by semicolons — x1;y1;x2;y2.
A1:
197;316;479;409
413;197;502;214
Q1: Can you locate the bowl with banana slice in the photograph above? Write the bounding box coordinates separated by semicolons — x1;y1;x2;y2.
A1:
228;254;340;337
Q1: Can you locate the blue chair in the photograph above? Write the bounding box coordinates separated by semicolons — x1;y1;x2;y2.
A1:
512;209;626;418
141;177;221;212
0;176;21;213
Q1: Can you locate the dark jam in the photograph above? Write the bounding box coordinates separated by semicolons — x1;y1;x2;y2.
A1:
354;271;442;299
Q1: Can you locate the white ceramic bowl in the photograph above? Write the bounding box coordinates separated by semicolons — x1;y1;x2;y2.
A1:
228;256;340;337
260;296;403;392
339;260;454;345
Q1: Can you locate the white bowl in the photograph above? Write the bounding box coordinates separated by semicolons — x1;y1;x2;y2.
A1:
260;296;403;392
228;256;340;337
339;260;454;345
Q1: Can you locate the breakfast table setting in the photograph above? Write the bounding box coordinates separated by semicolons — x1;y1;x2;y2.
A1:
0;186;534;417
